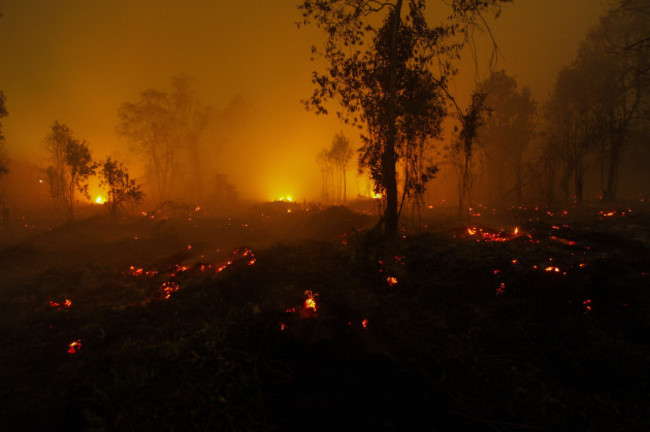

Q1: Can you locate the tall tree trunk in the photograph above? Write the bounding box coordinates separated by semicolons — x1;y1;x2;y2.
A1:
603;140;620;202
383;0;403;243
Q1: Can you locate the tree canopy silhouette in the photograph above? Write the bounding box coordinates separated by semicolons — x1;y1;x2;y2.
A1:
298;0;511;242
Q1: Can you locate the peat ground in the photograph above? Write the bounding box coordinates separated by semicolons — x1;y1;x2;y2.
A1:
1;202;649;431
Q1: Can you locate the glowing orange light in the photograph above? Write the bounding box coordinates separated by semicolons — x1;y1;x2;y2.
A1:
161;281;180;300
513;227;519;235
49;299;72;310
361;318;368;329
68;340;82;354
386;276;398;286
545;266;561;273
304;290;318;311
467;228;477;235
279;323;286;331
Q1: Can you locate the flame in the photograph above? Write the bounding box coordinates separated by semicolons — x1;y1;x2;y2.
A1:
49;299;72;310
386;276;398;286
95;196;105;204
276;196;293;202
361;318;368;329
68;340;82;354
371;191;383;199
545;266;561;273
304;290;318;311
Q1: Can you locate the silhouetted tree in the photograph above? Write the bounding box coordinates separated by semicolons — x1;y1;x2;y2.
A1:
0;90;7;143
298;0;510;242
328;131;354;202
543;65;599;204
477;71;536;204
454;91;487;216
576;2;650;201
117;75;215;204
316;147;334;202
117;89;176;204
170;75;215;202
64;139;96;219
45;122;96;218
0;91;8;179
98;157;144;217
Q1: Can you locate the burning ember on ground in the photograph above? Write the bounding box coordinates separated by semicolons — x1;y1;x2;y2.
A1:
464;226;525;242
303;290;318;312
68;340;82;354
49;299;72;310
161;281;180;300
386;276;398;286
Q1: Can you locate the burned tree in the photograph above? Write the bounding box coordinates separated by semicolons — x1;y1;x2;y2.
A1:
298;0;510;242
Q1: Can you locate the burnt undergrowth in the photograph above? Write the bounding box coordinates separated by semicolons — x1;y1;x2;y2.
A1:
1;204;649;431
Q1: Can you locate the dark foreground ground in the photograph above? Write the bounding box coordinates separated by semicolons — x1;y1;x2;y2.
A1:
1;202;649;431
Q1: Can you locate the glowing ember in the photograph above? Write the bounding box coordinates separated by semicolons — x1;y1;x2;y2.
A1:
386;276;398;286
513;227;519;235
545;266;561;273
49;299;72;310
550;236;576;246
279;323;287;331
361;318;369;329
161;281;180;300
496;282;506;295
68;340;82;354
304;290;318;311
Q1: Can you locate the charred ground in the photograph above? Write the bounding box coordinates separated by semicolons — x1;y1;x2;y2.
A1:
1;202;649;431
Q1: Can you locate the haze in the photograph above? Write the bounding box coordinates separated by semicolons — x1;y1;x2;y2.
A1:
1;0;607;207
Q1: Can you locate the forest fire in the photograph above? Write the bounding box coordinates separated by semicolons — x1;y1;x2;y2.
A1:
1;0;649;430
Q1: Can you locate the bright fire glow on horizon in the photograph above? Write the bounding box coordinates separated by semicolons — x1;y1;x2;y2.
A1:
275;196;293;203
95;196;105;204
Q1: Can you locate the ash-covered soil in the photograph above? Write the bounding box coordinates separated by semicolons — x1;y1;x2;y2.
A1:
1;201;649;431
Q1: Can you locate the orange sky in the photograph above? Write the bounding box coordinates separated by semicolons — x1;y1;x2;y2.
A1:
0;0;609;202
